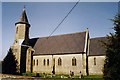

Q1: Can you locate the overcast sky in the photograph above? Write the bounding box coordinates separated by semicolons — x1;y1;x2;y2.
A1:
1;2;118;60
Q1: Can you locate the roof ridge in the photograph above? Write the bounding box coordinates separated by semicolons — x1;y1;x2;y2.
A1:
37;31;87;39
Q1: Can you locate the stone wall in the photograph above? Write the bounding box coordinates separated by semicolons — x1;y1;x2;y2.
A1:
11;45;21;72
11;45;29;73
15;24;26;40
88;56;105;75
54;54;86;75
33;53;87;75
0;61;2;73
33;55;53;73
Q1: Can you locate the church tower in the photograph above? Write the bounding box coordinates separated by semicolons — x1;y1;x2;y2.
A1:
14;8;30;45
11;8;31;73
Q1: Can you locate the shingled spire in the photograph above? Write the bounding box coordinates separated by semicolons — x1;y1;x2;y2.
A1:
15;7;30;26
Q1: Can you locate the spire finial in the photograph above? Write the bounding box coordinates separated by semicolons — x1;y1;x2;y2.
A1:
23;5;26;10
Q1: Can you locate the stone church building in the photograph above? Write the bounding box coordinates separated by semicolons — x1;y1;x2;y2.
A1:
11;8;107;75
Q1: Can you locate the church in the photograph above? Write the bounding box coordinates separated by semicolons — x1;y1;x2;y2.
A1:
10;8;107;76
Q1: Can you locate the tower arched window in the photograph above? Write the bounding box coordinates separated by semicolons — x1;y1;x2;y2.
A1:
72;57;76;66
43;59;46;66
94;58;96;65
58;57;62;66
16;27;18;34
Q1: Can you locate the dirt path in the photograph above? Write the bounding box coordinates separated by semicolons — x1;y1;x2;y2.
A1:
0;74;38;79
0;74;71;80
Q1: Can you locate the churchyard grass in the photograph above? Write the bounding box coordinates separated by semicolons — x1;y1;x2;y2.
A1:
83;75;103;78
22;73;104;79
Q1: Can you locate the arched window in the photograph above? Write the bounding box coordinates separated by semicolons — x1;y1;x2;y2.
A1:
16;27;18;34
33;59;35;66
58;57;62;66
94;58;96;65
47;59;49;66
72;57;76;66
36;59;38;66
43;59;46;66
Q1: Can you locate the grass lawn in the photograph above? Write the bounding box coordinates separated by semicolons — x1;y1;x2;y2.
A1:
72;78;104;80
22;73;104;80
83;75;103;78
